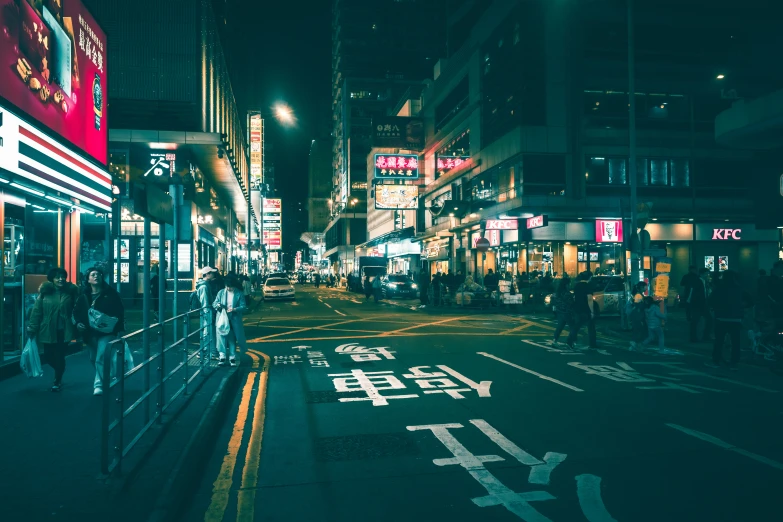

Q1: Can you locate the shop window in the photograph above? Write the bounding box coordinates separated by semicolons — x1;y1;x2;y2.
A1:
522;155;566;195
670;159;690;187
650;159;669;186
637;158;649;186
608;158;627;185
585;157;609;185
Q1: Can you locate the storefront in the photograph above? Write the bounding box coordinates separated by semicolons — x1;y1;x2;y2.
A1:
692;223;779;283
385;240;421;276
0;105;112;364
420;238;451;275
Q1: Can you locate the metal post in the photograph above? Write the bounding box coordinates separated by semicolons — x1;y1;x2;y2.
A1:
171;183;181;340
101;339;113;474
183;314;190;395
628;0;638;279
247;192;252;276
157;224;166;423
115;339;125;475
142;219;151;424
0;193;5;365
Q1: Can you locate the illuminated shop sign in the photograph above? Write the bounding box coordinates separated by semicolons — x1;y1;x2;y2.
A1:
436;155;470;177
526;215;548;229
249;114;263;189
711;228;741;240
472;230;501;247
375;184;419;210
374;154;419;179
144;152;176;178
0;102;111;211
485;219;518;230
595;219;623;243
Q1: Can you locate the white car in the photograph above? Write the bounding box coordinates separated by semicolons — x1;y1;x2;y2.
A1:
263;277;296;300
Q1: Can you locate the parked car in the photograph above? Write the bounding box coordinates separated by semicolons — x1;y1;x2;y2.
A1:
263;277;296;300
380;275;418;298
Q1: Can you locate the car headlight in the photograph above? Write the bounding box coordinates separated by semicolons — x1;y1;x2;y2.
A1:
411;284;418;289
387;283;398;287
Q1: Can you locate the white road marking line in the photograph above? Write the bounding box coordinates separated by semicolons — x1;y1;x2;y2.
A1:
477;352;584;392
633;362;780;393
576;474;618;522
470;420;566;485
666;423;783;471
351;299;361;304
323;302;332;308
334;310;347;316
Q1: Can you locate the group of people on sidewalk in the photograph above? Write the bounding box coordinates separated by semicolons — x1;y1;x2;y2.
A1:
26;266;125;395
24;264;254;394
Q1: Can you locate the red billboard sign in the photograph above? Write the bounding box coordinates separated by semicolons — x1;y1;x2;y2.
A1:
485;219;518;230
595;220;623;243
0;0;108;165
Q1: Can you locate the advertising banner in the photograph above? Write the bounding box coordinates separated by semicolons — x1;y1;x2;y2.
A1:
263;230;281;250
374;154;419;180
372;117;424;150
0;0;108;165
375;184;418;210
436;155;470;178
249;113;263;189
595;219;623;243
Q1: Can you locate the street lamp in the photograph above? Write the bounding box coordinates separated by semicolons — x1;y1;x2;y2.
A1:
273;103;294;125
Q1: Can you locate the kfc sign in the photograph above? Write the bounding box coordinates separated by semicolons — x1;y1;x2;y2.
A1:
485;219;518;230
595;220;623;243
712;228;741;240
526;215;548;229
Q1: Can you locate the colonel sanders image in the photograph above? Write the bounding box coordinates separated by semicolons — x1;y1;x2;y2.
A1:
598;220;622;242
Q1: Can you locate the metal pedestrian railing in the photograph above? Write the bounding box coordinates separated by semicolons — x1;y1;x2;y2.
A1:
99;306;216;476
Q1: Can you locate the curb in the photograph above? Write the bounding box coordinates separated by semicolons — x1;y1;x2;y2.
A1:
146;366;241;522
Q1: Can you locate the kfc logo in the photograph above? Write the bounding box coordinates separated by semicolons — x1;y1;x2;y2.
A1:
485;219;518;230
596;220;623;243
526;215;548;229
712;228;741;240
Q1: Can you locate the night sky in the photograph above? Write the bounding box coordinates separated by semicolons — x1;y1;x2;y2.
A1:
223;0;331;205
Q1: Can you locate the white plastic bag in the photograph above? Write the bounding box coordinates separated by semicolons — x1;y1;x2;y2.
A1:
115;341;135;372
216;309;230;336
20;338;43;378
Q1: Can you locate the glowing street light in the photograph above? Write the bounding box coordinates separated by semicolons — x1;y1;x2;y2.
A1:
716;74;725;80
273;103;294;124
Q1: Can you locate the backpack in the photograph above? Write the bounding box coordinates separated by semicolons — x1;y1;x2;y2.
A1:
189;290;201;311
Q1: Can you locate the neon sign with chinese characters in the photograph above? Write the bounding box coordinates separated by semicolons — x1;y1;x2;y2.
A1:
374;154;419;179
436;155;470;177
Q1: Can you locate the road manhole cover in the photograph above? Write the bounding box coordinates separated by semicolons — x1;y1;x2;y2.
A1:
314;432;419;462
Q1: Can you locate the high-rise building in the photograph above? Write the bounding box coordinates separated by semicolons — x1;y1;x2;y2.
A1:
326;0;446;275
308;137;333;233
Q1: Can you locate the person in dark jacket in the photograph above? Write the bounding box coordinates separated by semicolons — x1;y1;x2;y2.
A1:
705;271;752;370
551;278;573;344
27;268;79;391
418;271;430;307
73;268;125;396
687;268;709;342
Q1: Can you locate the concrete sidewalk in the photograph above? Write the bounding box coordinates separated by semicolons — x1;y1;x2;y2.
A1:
0;328;242;521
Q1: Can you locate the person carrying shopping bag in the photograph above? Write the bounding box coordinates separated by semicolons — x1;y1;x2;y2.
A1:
73;268;125;396
213;275;247;367
27;267;79;392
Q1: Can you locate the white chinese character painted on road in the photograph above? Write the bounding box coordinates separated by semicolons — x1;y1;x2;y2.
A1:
335;342;396;361
328;370;418;406
570;361;725;393
307;350;330;368
274;355;302;365
568;361;655;383
291;345;311;351
407;419;617;521
403;366;492;399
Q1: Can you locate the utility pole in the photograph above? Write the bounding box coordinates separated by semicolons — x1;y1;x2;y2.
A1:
628;0;638;283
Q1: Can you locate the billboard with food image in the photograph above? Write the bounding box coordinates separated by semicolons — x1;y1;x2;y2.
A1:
1;0;107;165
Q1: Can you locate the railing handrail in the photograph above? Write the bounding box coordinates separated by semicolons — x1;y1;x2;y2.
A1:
100;304;215;476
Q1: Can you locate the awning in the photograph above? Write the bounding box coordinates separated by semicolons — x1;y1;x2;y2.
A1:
356;226;415;249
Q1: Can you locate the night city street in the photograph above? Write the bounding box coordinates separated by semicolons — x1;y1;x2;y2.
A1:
2;0;783;521
186;286;783;522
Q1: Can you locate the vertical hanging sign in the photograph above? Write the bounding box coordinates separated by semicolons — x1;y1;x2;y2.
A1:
248;113;263;190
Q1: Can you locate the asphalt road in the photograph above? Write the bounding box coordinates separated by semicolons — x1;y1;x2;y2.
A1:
185;285;783;522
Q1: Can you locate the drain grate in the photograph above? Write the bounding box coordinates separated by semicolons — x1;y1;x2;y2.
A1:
314;432;419;462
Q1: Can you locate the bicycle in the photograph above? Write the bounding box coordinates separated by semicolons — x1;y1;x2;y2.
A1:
746;320;783;362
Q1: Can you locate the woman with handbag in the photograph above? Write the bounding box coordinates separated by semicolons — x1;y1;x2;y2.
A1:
73;268;125;396
26;268;79;391
213;275;247;367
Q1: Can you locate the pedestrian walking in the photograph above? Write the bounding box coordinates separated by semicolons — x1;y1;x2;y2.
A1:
73;268;125;396
687;268;709;342
705;271;753;370
213;275;247;367
195;266;219;360
567;271;597;350
314;273;321;288
364;275;372;300
418;271;430;308
551;278;574;344
26;268;79;391
432;272;443;307
626;294;647;351
372;276;382;302
241;274;253;306
680;265;699;322
641;297;666;352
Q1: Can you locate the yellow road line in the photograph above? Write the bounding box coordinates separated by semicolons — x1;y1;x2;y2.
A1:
236;350;270;521
500;323;535;335
250;332;552;343
204;352;260;522
380;316;468;336
250;318;364;341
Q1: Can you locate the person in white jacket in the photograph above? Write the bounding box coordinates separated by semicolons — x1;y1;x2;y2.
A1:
197;266;219;360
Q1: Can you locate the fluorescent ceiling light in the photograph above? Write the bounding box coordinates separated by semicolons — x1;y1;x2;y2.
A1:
75;206;95;215
0;177;9;184
10;182;45;197
45;195;73;206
